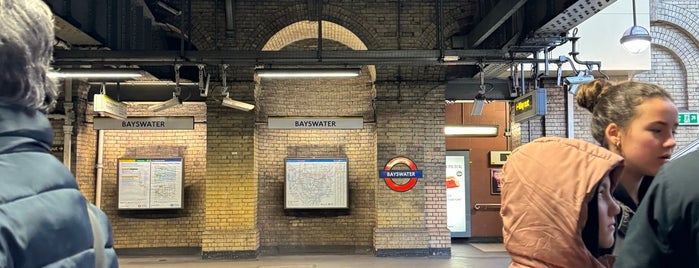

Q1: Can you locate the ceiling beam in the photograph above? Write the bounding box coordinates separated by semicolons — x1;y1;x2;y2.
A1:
52;49;509;66
467;0;528;48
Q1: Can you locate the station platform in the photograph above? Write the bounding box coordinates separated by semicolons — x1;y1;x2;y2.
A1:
119;242;511;268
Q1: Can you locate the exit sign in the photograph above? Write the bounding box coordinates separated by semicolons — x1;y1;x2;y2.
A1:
679;112;699;125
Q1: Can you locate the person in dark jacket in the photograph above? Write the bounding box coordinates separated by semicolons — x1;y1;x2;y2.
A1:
614;150;699;267
0;0;118;267
576;79;678;253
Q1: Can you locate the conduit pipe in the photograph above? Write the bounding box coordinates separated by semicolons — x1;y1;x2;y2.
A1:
96;130;105;209
62;79;74;169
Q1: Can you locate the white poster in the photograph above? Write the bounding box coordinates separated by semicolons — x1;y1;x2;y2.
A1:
446;155;467;233
118;158;183;209
285;159;348;209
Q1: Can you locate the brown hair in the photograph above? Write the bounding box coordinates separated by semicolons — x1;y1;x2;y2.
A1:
576;79;674;148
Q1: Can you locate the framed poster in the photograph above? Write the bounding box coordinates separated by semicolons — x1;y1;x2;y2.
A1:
118;158;184;210
285;158;349;209
446;151;471;238
490;168;503;195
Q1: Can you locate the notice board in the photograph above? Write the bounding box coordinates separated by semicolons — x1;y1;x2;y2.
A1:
285;158;348;209
118;158;184;210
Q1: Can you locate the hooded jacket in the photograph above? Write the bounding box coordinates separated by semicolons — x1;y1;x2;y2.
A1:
0;105;118;267
501;137;622;268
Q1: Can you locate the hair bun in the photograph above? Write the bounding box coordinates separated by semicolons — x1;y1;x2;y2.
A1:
576;79;613;113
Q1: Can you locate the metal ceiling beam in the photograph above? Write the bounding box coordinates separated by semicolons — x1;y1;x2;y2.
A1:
52;49;509;66
467;0;528;48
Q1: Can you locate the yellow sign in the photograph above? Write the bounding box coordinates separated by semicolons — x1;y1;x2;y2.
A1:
515;98;531;111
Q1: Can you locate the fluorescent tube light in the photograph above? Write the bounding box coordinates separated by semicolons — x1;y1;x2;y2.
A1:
255;68;361;78
445;125;499;137
148;95;182;112
222;97;255;111
49;69;143;79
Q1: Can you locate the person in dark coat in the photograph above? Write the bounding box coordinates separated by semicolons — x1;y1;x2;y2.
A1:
615;150;699;267
0;0;118;267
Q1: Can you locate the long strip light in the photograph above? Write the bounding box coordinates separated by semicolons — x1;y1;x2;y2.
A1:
445;125;499;137
255;68;361;78
49;69;143;79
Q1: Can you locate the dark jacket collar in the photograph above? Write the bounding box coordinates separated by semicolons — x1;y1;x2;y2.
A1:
613;175;655;212
0;103;52;153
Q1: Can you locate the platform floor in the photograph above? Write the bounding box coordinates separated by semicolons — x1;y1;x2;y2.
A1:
119;243;511;268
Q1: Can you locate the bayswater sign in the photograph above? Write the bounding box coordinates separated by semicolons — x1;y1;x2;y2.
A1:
268;117;363;129
94;117;194;130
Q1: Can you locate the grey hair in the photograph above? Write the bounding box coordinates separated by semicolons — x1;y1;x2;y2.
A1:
0;0;57;113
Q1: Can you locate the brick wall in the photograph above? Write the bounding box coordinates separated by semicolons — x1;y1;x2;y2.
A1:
374;82;448;257
203;83;258;258
255;74;376;251
76;100;207;249
74;81;98;203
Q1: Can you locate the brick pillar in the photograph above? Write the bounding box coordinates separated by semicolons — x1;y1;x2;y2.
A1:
202;100;259;259
373;83;450;257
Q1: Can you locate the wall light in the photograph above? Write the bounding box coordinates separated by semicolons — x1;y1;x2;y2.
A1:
49;69;143;79
620;0;651;54
445;125;499;137
255;68;361;78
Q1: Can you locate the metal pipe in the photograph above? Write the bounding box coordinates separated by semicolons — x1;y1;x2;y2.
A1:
474;203;501;211
396;0;401;49
520;63;525;95
95;130;105;208
62;79;73;170
566;89;575;138
317;0;322;61
436;0;445;60
52;49;568;66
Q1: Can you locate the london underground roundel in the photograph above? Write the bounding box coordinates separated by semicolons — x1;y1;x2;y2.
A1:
379;156;423;192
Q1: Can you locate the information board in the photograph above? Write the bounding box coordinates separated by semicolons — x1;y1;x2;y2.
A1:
285;158;349;209
118;158;184;210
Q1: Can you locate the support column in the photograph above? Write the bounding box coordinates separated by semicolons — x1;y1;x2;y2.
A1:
202;96;259;259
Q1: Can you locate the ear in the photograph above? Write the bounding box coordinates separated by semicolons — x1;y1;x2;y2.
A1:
605;123;621;149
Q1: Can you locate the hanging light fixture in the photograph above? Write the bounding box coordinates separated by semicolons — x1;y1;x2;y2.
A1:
620;0;652;54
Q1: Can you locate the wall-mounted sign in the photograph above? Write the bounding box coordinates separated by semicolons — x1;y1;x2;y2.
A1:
679;112;699;126
379;156;423;192
93;94;127;120
513;88;546;123
490;168;504;195
489;151;511;165
118;158;184;210
285;158;348;209
94;117;194;130
50;145;64;153
268;117;363;129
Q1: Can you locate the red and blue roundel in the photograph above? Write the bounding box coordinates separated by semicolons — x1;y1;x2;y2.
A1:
379;157;423;192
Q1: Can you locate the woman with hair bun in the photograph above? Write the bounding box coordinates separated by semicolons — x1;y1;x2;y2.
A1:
575;79;679;253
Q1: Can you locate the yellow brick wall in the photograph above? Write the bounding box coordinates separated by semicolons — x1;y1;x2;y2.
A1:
79;102;207;249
